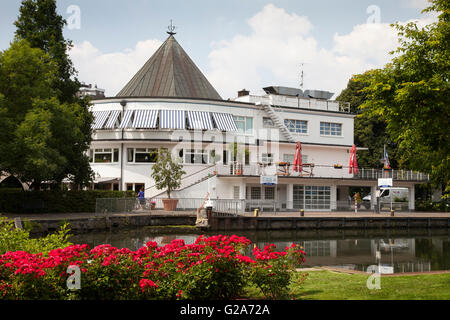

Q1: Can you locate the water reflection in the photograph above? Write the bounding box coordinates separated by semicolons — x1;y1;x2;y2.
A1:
69;228;450;274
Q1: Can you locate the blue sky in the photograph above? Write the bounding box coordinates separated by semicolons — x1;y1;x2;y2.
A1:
0;0;433;98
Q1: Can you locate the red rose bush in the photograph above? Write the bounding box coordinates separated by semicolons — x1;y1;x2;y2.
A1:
0;234;306;300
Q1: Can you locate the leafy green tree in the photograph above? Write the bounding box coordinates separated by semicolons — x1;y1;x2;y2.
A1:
14;0;78;103
11;0;94;188
360;0;449;187
0;41;93;189
151;149;186;199
336;72;400;169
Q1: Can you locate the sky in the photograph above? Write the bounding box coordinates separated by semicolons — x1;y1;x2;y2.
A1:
0;0;437;99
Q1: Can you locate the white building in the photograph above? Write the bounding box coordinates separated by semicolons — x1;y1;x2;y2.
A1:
87;33;428;212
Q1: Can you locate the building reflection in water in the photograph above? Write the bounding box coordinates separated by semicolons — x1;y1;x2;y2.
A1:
70;231;449;274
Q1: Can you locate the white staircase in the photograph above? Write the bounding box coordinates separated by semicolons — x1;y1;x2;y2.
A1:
261;103;296;143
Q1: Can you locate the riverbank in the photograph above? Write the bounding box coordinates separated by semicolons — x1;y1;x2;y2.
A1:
2;211;450;234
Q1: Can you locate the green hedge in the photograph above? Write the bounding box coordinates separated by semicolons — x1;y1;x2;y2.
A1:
0;189;135;213
415;200;449;212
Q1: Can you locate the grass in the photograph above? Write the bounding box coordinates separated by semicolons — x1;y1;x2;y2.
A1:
245;270;450;300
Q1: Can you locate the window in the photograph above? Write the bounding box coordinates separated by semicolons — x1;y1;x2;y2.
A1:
263;117;275;127
184;149;209;164
91;148;119;163
283;154;294;164
264;187;275;200
284;119;308;134
128;148;134;162
135;148;158;163
261;153;273;165
305;186;331;209
127;148;159;163
126;183;145;193
234;116;253;134
233;186;240;200
320;122;342;136
251;187;261;200
283;154;308;164
293;185;330;209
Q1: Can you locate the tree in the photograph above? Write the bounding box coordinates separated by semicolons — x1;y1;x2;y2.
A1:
13;0;94;188
14;0;79;103
360;0;449;187
0;40;93;189
151;149;186;199
336;72;400;169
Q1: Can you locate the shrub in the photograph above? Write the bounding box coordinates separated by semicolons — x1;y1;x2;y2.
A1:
0;217;71;255
0;190;135;213
249;243;306;299
0;234;307;300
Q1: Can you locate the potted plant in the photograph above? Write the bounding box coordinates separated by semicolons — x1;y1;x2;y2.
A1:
151;148;186;211
150;200;156;210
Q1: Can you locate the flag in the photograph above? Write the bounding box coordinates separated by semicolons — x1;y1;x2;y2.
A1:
349;144;359;174
293;142;302;172
384;145;391;169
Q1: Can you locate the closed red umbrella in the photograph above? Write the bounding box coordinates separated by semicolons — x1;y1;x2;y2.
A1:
293;141;302;173
349;144;359;174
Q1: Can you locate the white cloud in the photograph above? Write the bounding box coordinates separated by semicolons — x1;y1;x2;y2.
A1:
205;3;437;100
69;3;437;100
69;39;162;96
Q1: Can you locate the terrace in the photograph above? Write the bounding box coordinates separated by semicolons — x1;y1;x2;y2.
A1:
215;163;430;182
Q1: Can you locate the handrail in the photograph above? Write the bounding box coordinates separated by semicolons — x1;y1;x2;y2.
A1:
145;164;216;192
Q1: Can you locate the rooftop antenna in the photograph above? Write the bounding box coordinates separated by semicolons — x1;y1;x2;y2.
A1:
167;20;177;35
300;62;305;90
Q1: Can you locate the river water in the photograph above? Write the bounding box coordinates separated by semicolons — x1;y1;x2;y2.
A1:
69;227;450;274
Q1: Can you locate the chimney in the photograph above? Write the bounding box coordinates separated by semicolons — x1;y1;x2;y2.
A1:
238;89;249;97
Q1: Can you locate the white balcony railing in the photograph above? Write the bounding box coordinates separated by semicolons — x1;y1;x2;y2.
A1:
215;163;430;182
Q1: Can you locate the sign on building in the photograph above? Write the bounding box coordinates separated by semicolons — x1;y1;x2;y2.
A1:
260;175;278;186
378;178;393;188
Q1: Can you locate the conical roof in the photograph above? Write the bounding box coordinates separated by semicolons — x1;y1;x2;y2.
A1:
116;35;222;100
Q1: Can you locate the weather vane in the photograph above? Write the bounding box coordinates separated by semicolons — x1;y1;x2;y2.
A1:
167;20;176;35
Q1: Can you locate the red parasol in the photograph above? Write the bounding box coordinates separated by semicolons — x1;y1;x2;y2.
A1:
293;141;302;173
349;144;359;174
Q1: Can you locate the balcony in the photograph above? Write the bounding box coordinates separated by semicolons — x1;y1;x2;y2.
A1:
215;163;430;182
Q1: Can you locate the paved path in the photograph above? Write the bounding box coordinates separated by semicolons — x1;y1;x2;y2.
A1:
1;210;197;221
2;210;448;222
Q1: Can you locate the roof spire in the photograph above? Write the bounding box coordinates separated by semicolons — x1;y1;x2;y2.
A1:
167;20;176;36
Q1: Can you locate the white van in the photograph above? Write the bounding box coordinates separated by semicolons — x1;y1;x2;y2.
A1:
362;188;409;208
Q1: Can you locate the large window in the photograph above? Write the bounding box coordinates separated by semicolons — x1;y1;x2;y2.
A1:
293;185;331;210
127;148;160;163
320;122;342;136
184;149;209;164
284;119;308;134
234;116;253;134
90;148;119;163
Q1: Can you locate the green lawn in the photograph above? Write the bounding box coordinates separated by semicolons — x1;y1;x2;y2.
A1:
245;270;450;300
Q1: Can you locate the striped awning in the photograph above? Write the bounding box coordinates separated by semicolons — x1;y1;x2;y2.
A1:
92;111;111;129
119;110;133;128
132;109;159;128
211;113;238;131
187;111;214;130
160;110;186;129
104;110;121;129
